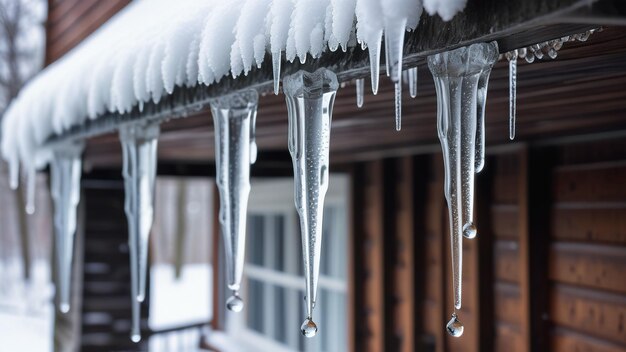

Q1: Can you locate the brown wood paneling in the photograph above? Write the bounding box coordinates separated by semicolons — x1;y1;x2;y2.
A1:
550;283;626;345
46;0;131;64
494;240;521;283
494;323;523;352
494;282;523;326
551;328;626;352
552;207;626;245
491;205;519;240
553;163;626;203
548;242;626;294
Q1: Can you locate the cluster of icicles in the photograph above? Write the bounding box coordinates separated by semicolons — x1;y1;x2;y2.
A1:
6;19;598;345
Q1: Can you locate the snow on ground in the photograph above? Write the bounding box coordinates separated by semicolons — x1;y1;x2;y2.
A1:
1;0;466;176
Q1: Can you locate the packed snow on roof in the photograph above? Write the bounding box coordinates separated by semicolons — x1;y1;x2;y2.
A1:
1;0;465;176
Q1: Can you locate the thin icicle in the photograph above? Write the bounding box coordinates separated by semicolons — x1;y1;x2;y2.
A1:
368;30;382;95
283;68;338;338
9;156;19;190
384;18;407;131
508;50;517;140
272;52;281;95
408;67;418;98
50;142;84;313
119;122;159;342
428;42;498;337
356;78;364;108
210;89;258;312
25;166;36;215
394;82;402;131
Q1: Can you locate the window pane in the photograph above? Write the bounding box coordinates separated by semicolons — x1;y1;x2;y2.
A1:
273;285;287;344
247;215;265;265
246;278;264;333
274;215;285;272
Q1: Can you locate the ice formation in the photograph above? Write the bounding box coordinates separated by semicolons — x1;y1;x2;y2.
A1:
50;142;84;313
119;122;160;342
1;0;469;174
428;41;498;337
283;68;338;338
210;90;258;312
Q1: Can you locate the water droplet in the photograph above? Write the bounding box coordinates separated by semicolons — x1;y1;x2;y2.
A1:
548;48;558;59
60;303;70;314
463;223;477;239
226;293;244;312
446;313;464;337
301;318;318;338
131;333;141;343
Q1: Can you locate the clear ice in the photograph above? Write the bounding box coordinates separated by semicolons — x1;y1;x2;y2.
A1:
507;50;517;140
50;141;84;313
25;166;36;214
119;122;160;342
368;30;383;95
356;78;364;108
384;18;408;131
283;68;338;338
272;52;281;95
408;67;418;98
210;89;258;311
428;42;498;335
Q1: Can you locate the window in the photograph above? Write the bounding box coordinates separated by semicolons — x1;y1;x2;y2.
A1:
225;176;349;352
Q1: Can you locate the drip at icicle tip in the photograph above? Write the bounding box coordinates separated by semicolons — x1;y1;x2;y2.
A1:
446;313;464;337
226;291;244;312
463;222;477;239
59;302;70;314
131;332;141;343
301;317;318;338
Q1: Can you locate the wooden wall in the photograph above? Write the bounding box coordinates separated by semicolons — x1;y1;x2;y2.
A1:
350;136;626;352
45;0;130;64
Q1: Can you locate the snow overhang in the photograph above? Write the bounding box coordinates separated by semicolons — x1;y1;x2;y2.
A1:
1;0;619;170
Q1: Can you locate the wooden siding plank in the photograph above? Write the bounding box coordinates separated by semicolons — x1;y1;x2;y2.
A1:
551;207;626;245
553;164;626;203
551;327;626;352
550;283;626;345
549;242;626;294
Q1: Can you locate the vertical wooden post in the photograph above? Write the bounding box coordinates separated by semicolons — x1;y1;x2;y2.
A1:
527;146;555;352
517;146;531;352
352;161;385;352
211;182;223;331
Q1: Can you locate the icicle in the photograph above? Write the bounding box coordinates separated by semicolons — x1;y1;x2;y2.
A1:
475;45;495;174
428;42;498;337
385;18;407;131
51;142;84;314
408;67;418;98
507;50;517;140
119;122;159;342
283;68;338;338
25;166;36;215
356;78;364;108
9;156;19;190
210;89;258;312
394;82;402;131
368;30;383;95
272;52;281;95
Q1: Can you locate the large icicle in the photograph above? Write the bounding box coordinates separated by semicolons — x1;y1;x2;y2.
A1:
210;89;258;312
119;122;159;342
283;68;338;338
50;141;84;313
428;42;498;337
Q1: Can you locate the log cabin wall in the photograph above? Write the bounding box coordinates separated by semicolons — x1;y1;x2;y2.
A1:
349;136;626;352
45;0;130;64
